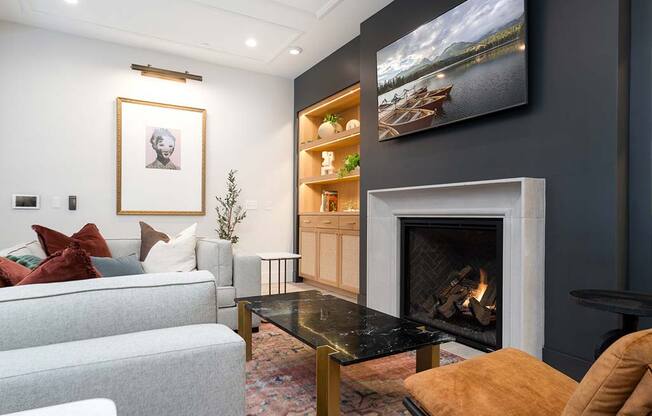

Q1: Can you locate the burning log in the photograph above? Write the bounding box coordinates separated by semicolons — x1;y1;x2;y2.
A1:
437;266;473;304
469;297;493;326
436;286;468;318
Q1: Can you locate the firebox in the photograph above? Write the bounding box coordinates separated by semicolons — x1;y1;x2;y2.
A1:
400;217;503;351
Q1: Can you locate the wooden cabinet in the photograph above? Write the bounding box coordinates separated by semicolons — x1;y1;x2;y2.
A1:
317;230;339;285
299;228;317;280
298;214;359;294
296;84;361;296
339;231;360;293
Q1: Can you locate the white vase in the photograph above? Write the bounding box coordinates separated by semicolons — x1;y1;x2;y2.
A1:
318;122;342;139
346;119;360;130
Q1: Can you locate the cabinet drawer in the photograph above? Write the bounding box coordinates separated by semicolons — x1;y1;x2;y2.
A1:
300;215;338;229
338;216;359;230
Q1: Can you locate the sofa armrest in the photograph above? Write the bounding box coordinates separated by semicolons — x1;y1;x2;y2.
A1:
233;254;261;299
196;238;234;286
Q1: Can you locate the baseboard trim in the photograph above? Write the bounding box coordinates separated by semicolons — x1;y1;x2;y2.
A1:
543;347;592;381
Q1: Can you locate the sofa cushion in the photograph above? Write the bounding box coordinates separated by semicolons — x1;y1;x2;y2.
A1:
142;224;197;273
139;222;170;261
17;245;101;286
405;348;578;416
32;223;111;257
197;238;234;286
618;364;652;416
91;254;144;277
0;270;218;351
563;329;652;416
0;258;31;286
0;241;47;258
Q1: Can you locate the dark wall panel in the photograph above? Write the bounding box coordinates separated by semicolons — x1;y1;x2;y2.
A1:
628;0;652;328
358;0;629;380
294;37;360;113
294;0;633;379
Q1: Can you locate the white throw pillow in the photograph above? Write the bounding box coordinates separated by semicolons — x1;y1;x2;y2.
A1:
142;223;197;273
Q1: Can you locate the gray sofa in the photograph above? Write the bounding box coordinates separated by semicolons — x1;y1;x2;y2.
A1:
0;237;262;330
0;237;261;415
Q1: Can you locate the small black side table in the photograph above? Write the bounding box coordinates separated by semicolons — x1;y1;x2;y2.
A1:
570;289;652;358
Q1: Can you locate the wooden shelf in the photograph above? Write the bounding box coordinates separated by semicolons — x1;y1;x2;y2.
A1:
299;127;360;152
299;84;360;119
298;211;359;216
299;172;360;186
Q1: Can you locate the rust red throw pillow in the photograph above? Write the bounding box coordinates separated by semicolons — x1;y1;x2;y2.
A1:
0;257;31;286
17;244;101;286
32;223;111;257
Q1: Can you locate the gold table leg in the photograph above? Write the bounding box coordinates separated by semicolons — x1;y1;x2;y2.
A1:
237;301;252;361
416;344;440;373
316;345;340;416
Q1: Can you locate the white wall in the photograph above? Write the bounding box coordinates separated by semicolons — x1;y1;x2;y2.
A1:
0;22;294;258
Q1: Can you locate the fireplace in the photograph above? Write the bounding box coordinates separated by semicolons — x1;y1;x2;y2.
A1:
400;217;503;351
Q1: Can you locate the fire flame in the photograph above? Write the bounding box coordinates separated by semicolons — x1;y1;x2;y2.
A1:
463;268;488;307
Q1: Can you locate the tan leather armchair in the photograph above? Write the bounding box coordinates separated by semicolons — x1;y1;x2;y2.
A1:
404;329;652;416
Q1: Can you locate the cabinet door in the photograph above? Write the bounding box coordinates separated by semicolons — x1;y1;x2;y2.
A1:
339;231;359;293
299;228;317;280
318;230;339;286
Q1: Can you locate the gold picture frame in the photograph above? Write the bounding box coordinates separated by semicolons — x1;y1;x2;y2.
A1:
116;97;206;215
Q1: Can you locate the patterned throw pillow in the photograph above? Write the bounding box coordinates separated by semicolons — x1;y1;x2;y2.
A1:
6;254;42;270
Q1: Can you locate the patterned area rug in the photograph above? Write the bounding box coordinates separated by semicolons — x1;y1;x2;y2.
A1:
246;323;464;415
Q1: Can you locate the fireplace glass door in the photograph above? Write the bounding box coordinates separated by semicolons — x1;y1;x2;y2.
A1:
400;218;503;350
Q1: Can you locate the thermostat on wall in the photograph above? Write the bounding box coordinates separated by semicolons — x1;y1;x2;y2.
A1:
12;194;40;210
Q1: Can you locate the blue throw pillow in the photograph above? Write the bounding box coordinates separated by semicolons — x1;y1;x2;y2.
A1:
91;254;144;277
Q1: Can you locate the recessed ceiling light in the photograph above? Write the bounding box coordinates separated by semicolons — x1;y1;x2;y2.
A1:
64;0;79;4
245;38;257;48
288;47;303;55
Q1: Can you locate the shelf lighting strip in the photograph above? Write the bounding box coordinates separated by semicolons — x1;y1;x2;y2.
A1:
300;131;360;152
300;87;361;117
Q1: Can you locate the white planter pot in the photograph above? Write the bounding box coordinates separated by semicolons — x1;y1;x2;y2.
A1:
318;122;342;139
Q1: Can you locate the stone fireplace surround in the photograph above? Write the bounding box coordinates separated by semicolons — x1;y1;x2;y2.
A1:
366;178;545;357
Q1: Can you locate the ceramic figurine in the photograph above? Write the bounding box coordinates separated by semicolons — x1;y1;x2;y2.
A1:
321;151;335;175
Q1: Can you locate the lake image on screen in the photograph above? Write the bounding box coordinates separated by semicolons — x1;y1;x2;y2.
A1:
377;0;527;140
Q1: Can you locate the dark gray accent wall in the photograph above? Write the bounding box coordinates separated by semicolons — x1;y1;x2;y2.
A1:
294;0;633;379
628;0;652;327
294;37;360;113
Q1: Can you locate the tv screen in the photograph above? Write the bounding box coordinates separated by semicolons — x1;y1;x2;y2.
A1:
376;0;527;141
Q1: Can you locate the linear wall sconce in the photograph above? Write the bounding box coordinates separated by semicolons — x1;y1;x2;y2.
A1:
131;64;203;83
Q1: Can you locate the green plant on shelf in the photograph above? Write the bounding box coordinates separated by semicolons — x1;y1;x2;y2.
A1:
338;152;360;178
323;113;341;125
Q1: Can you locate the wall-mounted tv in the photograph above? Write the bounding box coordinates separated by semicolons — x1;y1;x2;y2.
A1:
376;0;528;141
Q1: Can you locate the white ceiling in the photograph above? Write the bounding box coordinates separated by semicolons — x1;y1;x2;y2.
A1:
0;0;392;79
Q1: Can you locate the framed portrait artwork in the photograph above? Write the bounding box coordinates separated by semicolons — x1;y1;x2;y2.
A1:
116;97;206;215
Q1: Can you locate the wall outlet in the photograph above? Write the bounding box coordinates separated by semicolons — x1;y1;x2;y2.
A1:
246;200;258;210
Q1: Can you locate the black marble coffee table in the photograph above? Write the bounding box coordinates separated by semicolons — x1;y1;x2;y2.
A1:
235;290;454;416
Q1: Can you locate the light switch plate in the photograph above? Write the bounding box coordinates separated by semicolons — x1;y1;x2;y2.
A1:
246;200;258;210
264;200;273;210
51;196;61;209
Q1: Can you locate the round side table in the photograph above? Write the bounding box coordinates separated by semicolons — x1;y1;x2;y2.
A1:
570;289;652;358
